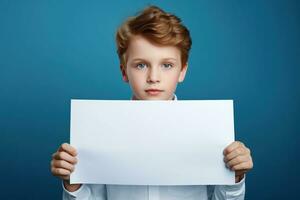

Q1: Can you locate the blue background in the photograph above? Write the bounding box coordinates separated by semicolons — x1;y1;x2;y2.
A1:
0;0;299;199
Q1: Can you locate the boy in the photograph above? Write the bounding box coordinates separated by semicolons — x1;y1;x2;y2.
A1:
51;5;253;200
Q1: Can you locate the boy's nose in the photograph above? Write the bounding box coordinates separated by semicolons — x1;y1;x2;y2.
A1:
147;67;160;83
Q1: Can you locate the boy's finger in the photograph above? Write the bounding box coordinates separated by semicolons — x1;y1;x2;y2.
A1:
59;143;77;156
53;151;78;164
53;160;75;172
223;141;244;155
224;147;248;162
226;155;249;168
53;168;71;176
231;161;253;171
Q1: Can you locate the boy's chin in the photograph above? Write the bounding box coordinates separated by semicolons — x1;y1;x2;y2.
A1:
144;97;167;100
135;94;173;100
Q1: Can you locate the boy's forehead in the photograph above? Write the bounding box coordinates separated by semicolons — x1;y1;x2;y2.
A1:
127;36;181;61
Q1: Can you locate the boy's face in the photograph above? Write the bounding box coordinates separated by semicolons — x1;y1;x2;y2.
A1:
121;35;188;100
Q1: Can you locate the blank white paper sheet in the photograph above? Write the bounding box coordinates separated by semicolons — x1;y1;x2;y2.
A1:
70;100;235;185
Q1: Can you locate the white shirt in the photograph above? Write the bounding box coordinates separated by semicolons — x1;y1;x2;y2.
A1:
62;94;245;200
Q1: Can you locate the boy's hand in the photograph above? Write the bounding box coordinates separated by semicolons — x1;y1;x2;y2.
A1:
223;141;253;183
50;143;81;192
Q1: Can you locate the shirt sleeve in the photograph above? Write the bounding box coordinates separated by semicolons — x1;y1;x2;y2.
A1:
209;176;246;200
62;182;107;200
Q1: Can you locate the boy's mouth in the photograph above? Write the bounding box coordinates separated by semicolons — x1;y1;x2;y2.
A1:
145;89;164;96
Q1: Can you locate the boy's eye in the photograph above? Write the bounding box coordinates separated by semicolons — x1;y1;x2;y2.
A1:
136;63;147;69
162;63;173;69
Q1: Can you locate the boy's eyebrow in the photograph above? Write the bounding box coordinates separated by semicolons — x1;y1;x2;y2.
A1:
131;57;178;62
161;58;178;62
131;58;147;62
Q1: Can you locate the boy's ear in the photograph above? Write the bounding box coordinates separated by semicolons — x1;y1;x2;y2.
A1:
120;64;129;82
178;63;188;83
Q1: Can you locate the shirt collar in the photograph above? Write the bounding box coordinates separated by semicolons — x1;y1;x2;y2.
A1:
173;94;178;101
